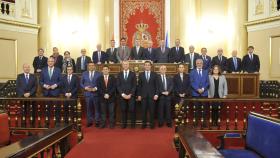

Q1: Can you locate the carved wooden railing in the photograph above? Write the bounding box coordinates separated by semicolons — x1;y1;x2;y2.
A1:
174;98;280;132
0;124;73;158
0;97;83;141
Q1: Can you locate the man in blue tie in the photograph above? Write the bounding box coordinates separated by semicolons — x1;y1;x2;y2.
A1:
80;62;101;127
137;61;158;129
16;63;38;126
242;46;260;73
190;59;209;125
199;47;212;72
227;50;242;73
76;49;92;73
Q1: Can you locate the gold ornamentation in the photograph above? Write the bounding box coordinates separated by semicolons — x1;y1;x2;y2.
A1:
132;22;152;46
255;0;264;15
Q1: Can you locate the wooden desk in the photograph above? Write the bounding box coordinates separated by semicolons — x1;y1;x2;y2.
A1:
178;126;224;158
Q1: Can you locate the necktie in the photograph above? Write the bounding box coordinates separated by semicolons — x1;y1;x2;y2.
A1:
180;74;183;82
161;47;164;53
98;52;101;62
25;74;29;84
233;57;237;70
162;75;167;91
199;69;202;77
49;68;53;79
121;46;125;59
176;47;179;53
190;54;193;69
104;75;108;87
111;48;113;53
90;71;93;81
146;71;149;81
250;54;253;61
40;56;42;60
124;71;128;80
219;56;222;62
81;56;85;70
68;75;71;84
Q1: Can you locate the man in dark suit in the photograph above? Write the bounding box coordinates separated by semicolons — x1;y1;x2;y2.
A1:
137;61;159;129
40;57;62;123
154;40;170;63
92;44;108;64
190;59;209;124
199;47;211;71
116;61;137;128
97;65;116;128
106;40;118;63
116;38;130;63
32;48;48;73
80;62;101;127
144;40;156;62
50;47;63;71
211;48;228;72
185;45;200;71
227;50;242;73
76;48;92;73
130;39;145;60
173;64;190;104
242;46;260;73
61;66;79;123
157;65;173;128
169;39;185;63
16;63;38;126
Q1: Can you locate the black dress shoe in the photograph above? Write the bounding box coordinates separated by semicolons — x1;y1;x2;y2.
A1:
109;124;115;129
150;125;155;129
95;123;100;127
100;124;106;128
158;123;163;127
167;123;172;128
141;124;146;129
87;123;93;127
121;124;127;129
131;124;136;129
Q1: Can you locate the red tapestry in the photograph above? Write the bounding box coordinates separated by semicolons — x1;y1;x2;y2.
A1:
120;0;165;48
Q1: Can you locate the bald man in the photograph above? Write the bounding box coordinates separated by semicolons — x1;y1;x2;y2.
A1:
227;50;242;73
16;63;37;97
76;49;92;73
92;44;108;64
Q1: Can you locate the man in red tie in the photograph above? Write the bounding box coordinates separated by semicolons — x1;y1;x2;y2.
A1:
97;65;116;128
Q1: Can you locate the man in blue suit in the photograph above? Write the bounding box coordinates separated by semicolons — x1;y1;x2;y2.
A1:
80;62;101;127
16;63;38;126
92;44;108;64
61;66;79;123
190;59;209;125
40;57;62;124
199;47;211;72
190;59;209;97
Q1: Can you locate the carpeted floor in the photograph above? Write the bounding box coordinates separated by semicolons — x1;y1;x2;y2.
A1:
66;126;177;158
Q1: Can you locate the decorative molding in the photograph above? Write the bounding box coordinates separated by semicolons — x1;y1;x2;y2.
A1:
0;20;39;34
246;18;280;32
245;15;280;26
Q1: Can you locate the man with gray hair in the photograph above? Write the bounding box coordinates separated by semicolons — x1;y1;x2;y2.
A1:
211;48;228;73
92;44;108;64
185;45;200;71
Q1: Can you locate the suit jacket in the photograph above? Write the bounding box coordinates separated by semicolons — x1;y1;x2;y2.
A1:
154;47;170;63
106;48;117;63
173;73;190;97
189;69;209;97
92;51;108;64
185;53;200;69
208;75;228;98
137;71;158;98
116;71;137;96
227;57;242;73
97;74;116;103
32;56;48;73
130;46;145;60
211;55;228;72
116;46;130;63
61;74;79;98
199;55;212;71
16;73;37;97
157;74;173;96
169;47;185;63
242;54;260;73
39;67;62;97
76;56;92;73
50;55;63;70
80;71;101;97
144;48;157;62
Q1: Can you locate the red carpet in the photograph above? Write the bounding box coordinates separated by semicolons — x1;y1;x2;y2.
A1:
66;126;177;158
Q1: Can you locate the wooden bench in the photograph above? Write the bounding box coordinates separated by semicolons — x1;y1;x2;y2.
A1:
177;126;224;158
0;124;73;158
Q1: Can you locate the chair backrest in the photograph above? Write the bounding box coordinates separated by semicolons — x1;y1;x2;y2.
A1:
0;113;10;146
246;112;280;158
